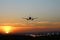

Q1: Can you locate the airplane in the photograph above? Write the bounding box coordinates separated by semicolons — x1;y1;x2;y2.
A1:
23;17;38;20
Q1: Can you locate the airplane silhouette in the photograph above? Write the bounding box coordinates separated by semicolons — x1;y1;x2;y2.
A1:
23;17;38;20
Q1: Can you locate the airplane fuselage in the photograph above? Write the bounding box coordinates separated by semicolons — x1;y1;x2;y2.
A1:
29;17;31;19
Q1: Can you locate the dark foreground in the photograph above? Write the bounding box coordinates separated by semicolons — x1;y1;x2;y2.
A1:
0;34;60;40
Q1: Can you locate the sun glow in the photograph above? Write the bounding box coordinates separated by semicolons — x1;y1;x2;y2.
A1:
1;26;12;33
6;32;9;34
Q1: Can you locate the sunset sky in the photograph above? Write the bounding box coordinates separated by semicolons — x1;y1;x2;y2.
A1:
0;0;60;34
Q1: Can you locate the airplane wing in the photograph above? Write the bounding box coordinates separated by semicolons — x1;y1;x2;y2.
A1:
23;18;27;19
23;18;29;20
22;17;29;20
32;17;38;19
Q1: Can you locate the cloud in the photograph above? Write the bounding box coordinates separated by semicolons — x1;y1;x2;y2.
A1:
0;21;60;28
0;21;60;33
38;21;49;24
51;22;60;25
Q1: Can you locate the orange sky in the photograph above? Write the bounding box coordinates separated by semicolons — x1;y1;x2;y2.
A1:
0;0;60;34
0;21;60;34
